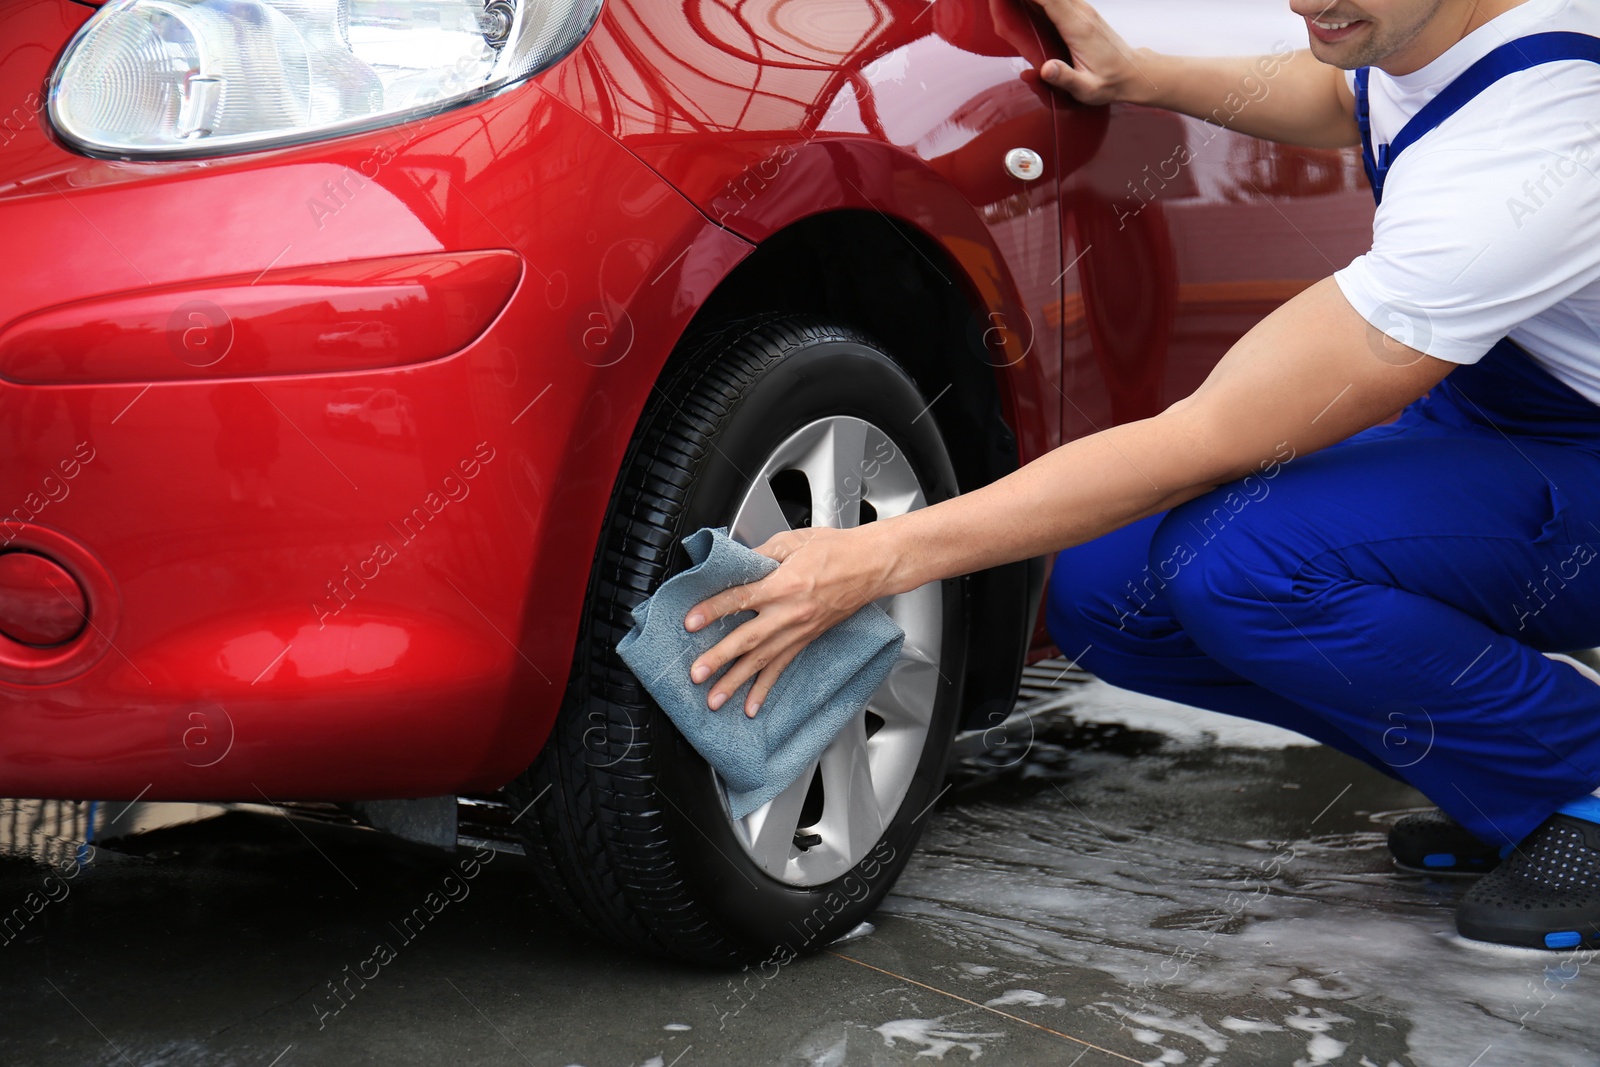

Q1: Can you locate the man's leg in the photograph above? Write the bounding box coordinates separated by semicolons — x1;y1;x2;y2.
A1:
1045;511;1405;776
1142;425;1600;849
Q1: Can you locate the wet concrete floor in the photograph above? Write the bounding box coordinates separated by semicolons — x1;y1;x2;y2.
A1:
1;671;1595;1067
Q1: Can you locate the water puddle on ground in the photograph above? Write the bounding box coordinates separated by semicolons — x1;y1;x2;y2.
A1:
876;679;1599;1067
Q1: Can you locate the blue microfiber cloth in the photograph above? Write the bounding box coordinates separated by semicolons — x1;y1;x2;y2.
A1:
616;526;905;819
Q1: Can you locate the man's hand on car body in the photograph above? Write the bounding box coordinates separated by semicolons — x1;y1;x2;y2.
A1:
1031;0;1151;106
1030;0;1362;149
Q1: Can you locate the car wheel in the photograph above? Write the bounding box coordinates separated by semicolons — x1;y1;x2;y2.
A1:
504;316;968;966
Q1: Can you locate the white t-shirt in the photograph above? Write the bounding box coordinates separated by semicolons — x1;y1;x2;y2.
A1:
1332;0;1600;404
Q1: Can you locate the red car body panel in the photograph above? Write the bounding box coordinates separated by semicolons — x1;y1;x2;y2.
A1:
0;0;1374;801
545;0;1069;461
0;0;754;799
0;250;526;384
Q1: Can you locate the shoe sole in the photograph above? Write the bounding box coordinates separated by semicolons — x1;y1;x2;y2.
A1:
1392;858;1496;878
1456;916;1600;951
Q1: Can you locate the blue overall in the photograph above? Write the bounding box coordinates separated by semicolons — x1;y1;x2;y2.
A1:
1046;34;1600;848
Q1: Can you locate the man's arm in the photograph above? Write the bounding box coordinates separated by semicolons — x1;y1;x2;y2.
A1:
683;281;1453;714
875;278;1443;586
1032;0;1360;149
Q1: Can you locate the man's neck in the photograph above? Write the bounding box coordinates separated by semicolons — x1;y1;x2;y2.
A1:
1380;0;1532;75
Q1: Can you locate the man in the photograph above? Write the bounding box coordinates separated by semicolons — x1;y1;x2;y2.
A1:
682;0;1600;950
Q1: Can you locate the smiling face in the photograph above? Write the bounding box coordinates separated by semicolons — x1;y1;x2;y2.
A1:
1290;0;1463;73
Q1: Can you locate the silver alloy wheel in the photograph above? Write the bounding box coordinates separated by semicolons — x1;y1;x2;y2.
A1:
717;415;943;886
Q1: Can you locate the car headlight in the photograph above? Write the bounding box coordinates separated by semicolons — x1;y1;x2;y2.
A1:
47;0;601;158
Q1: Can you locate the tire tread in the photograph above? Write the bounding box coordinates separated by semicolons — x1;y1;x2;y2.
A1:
506;317;834;963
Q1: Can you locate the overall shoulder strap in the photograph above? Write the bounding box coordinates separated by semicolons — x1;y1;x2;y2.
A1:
1354;66;1379;203
1358;31;1600;206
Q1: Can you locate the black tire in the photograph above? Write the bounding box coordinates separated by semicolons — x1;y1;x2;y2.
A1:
504;316;969;966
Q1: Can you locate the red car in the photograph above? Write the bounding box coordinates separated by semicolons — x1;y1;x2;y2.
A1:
0;0;1371;963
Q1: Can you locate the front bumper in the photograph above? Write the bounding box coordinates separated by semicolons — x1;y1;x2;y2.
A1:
0;0;751;799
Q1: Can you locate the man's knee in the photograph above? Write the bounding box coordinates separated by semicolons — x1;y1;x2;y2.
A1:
1153;490;1286;632
1045;546;1143;653
1045;551;1180;692
1046;515;1174;654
